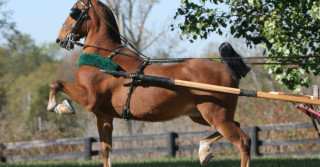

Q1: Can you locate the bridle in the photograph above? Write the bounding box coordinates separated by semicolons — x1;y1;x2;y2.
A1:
62;0;149;60
63;0;91;50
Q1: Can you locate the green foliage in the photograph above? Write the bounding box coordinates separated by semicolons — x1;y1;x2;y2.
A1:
0;34;58;135
174;0;320;92
2;34;56;78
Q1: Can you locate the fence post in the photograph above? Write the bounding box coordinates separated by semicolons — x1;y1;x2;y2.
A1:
313;85;319;99
313;85;320;137
250;126;259;156
167;132;178;158
0;142;4;163
84;137;93;160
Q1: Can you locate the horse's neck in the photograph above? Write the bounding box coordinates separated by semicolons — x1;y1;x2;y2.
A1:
83;13;143;72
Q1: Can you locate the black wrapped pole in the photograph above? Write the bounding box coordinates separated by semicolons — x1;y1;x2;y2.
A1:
101;70;175;86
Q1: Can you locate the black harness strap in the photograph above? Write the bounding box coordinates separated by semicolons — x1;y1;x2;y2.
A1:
122;58;150;120
109;45;126;58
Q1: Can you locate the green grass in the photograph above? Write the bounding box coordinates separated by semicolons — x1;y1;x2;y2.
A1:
1;156;320;167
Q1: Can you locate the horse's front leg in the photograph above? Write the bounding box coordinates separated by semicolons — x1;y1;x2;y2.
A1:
95;115;113;167
47;80;88;114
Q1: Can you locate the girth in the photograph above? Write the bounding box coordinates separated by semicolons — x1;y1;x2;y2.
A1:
96;45;149;120
122;58;149;120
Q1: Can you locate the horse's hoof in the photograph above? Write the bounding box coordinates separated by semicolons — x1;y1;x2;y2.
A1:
200;152;213;166
54;100;76;115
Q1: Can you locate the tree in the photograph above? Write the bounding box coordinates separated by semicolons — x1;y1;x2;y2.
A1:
0;1;18;134
0;48;6;108
105;0;163;52
2;34;56;78
174;0;320;92
0;0;19;41
0;34;57;137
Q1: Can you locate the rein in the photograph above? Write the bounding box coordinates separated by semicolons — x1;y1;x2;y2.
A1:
63;1;318;121
73;41;144;61
65;1;319;66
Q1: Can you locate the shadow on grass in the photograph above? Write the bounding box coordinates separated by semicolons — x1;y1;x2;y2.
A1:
1;156;320;167
114;157;320;167
250;157;320;167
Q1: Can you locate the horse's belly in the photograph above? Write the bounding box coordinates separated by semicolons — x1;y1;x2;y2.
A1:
128;86;196;121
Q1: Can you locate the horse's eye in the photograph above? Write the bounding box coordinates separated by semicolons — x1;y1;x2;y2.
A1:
70;8;82;20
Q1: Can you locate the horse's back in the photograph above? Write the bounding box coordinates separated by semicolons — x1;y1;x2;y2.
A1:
147;59;237;89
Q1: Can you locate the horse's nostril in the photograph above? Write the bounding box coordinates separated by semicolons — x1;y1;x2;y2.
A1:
56;38;61;44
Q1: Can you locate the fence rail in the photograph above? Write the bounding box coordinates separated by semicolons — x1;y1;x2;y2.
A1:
0;122;319;163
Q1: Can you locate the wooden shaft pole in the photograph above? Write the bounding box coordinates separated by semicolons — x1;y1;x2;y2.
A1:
256;92;320;105
174;79;241;95
174;79;320;105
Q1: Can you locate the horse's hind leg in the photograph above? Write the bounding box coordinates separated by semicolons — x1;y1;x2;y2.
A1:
198;121;240;166
217;121;251;167
198;105;251;167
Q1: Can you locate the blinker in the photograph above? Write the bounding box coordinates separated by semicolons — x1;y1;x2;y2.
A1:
70;8;82;20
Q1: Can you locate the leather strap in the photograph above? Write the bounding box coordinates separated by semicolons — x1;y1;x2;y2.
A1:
122;58;150;120
109;45;126;58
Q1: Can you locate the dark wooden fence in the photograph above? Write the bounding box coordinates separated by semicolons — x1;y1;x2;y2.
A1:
0;122;319;163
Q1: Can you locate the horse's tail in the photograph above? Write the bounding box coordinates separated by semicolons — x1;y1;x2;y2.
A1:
219;42;251;82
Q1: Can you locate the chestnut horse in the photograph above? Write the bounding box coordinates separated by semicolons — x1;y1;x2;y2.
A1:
48;0;252;166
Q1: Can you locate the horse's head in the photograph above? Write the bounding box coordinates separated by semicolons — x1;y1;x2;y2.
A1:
56;0;91;50
56;0;121;50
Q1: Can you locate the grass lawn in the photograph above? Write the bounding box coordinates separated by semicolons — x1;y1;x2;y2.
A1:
0;156;320;167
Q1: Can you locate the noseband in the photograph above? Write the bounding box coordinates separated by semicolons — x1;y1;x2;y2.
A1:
63;0;91;50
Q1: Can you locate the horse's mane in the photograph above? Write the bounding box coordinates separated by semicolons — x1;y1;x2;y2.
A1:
96;1;122;44
219;42;251;82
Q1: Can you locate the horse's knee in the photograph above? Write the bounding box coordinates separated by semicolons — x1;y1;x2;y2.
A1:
50;81;62;91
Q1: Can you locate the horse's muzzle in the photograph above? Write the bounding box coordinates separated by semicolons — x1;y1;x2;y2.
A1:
56;37;74;50
56;38;67;48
